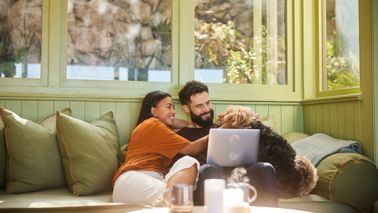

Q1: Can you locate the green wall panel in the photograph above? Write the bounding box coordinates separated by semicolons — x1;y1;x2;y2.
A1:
353;102;361;140
85;102;101;122
5;100;22;115
321;104;330;134
100;102;116;117
70;101;85;120
329;104;338;137
21;101;38;121
345;103;355;140
214;104;228;121
255;105;269;119
53;101;70;113
37;101;54;120
115;103;131;145
130;102;142;132
0;98;304;146
281;105;294;135
303;100;368;155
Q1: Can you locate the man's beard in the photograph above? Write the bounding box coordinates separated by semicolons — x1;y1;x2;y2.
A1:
190;109;214;128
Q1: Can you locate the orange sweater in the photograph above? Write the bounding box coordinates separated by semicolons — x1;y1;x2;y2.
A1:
112;118;190;185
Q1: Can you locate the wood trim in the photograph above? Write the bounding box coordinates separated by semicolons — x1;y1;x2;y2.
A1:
302;94;362;105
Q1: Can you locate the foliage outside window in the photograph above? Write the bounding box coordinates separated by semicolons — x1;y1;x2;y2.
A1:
66;0;172;82
194;0;287;85
0;0;42;79
322;0;360;91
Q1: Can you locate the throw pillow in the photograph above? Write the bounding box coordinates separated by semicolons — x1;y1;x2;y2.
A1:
282;132;309;144
56;111;120;196
313;153;378;212
0;108;71;193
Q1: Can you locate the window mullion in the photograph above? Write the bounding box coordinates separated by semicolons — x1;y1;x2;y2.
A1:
178;0;195;87
253;0;263;84
47;0;65;87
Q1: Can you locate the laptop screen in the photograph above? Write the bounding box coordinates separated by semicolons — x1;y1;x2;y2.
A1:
206;128;260;167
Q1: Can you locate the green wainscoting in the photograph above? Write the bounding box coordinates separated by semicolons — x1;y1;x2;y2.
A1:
0;98;303;145
303;96;374;159
304;101;361;139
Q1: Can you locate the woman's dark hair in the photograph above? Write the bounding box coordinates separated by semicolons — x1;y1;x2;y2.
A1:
136;90;172;125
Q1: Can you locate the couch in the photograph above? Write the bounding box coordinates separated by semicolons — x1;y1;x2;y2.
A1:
0;108;377;213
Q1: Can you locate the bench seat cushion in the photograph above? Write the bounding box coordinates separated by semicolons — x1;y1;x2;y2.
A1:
0;188;148;213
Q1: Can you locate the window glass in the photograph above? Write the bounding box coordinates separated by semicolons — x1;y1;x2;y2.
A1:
67;0;172;82
194;0;286;84
322;0;360;90
0;0;42;79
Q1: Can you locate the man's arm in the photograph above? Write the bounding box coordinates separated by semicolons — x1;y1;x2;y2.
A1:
169;118;189;132
179;135;208;155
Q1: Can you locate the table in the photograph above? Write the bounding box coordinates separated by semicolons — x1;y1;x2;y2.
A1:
127;206;312;213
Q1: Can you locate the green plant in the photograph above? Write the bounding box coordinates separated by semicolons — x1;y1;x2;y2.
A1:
326;32;360;90
195;20;274;84
225;49;255;83
0;19;16;78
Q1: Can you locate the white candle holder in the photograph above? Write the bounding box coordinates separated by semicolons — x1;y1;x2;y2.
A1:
204;179;225;213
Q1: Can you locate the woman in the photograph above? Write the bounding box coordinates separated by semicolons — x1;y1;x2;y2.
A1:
112;90;208;205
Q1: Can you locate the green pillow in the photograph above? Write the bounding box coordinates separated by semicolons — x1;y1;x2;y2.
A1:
56;111;120;196
313;153;378;212
0;108;71;193
0;116;5;189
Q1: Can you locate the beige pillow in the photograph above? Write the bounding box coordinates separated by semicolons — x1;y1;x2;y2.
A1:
0;108;71;193
313;153;378;212
56;111;120;196
282;132;309;144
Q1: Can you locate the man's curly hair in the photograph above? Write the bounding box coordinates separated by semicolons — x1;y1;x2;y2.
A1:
179;81;209;105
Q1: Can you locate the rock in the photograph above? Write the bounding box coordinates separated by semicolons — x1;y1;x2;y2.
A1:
141;27;153;40
143;0;160;12
129;1;152;24
141;39;161;56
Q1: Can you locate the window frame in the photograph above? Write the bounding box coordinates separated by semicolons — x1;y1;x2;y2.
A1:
316;0;361;97
0;0;49;87
0;0;302;102
179;0;301;102
56;0;180;97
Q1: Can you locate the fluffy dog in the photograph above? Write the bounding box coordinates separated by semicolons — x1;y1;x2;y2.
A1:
217;105;318;198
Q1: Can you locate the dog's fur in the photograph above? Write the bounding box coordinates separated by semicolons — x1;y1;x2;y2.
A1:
217;105;318;198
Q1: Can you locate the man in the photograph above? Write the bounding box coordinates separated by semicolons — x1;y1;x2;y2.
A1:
176;80;278;207
175;81;216;165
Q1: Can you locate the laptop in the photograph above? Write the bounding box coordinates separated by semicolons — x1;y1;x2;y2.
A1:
206;128;260;167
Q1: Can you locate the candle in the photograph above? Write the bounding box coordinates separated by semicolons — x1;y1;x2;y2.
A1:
223;188;244;206
204;179;225;213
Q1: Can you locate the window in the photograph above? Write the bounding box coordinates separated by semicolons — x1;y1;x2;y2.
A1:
0;0;42;79
66;0;172;82
194;0;287;85
0;0;300;101
321;0;360;91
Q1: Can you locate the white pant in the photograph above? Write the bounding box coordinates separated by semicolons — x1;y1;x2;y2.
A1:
112;156;200;205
